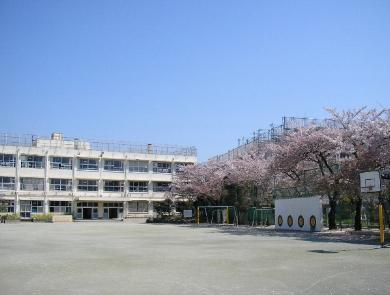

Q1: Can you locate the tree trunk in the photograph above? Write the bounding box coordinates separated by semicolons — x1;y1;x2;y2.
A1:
354;196;362;231
328;198;337;230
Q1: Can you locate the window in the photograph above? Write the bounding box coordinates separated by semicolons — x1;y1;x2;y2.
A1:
128;201;149;213
103;202;123;208
21;155;44;168
104;160;124;172
79;158;98;171
338;152;351;161
49;201;71;214
153;182;170;192
50;179;72;191
77;202;98;207
0;154;16;167
128;181;148;192
20;200;43;217
20;178;44;191
31;201;44;213
175;162;190;173
0;177;15;190
152;162;171;173
77;179;98;191
103;180;124;192
50;157;72;169
0;200;14;213
128;160;149;173
19;200;43;217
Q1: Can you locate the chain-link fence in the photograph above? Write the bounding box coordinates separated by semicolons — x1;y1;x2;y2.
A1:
322;199;390;229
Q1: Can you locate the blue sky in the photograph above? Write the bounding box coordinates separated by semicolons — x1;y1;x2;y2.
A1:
0;0;389;161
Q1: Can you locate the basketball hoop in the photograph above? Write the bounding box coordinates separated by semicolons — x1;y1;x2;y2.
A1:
360;171;381;193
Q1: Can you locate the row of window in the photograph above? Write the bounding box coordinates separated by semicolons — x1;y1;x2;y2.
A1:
0;200;149;214
74;201;149;213
19;200;72;216
0;154;189;173
0;177;169;192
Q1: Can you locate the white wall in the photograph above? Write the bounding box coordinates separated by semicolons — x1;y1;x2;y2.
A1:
275;196;323;232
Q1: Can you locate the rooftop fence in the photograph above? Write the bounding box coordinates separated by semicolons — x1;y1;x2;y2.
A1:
0;133;197;157
209;116;339;161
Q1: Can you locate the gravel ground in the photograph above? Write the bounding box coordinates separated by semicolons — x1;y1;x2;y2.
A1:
0;222;389;295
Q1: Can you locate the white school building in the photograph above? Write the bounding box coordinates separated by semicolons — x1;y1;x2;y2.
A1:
0;132;196;220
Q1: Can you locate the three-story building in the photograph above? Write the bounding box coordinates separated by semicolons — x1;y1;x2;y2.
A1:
0;132;197;220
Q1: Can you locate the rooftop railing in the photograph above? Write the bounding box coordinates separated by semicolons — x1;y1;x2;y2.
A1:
0;133;197;157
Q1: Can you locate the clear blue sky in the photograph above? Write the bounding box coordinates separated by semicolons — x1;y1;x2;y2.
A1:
0;0;389;161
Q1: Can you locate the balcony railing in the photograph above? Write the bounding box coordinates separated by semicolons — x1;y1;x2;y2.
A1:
103;186;124;192
50;163;72;170
49;184;73;191
153;187;170;192
0;161;16;167
0;183;15;190
21;161;44;169
20;184;44;191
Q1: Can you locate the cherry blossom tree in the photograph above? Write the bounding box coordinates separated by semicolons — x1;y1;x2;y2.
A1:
327;107;390;230
221;144;274;210
171;160;229;204
172;107;390;229
271;126;344;229
172;144;273;210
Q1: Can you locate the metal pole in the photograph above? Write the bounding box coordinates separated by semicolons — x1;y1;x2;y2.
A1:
197;207;200;225
379;204;385;247
226;207;229;224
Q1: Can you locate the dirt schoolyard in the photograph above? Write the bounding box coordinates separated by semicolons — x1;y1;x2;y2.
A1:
0;223;388;295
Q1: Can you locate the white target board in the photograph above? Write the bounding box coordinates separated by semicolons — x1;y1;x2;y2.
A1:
275;196;323;232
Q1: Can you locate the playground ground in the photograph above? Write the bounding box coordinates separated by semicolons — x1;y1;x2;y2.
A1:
0;222;389;295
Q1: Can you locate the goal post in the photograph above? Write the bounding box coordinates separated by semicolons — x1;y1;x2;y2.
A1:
197;206;238;225
247;207;275;226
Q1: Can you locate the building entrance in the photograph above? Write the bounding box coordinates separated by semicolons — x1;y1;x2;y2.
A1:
83;208;92;219
76;202;98;220
103;202;123;219
20;201;32;219
20;200;44;219
109;208;118;219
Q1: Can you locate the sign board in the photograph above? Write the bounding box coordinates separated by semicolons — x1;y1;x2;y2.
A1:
183;210;193;218
360;171;381;193
275;196;323;232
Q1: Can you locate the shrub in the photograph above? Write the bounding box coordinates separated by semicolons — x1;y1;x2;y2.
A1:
3;213;20;220
32;214;53;222
154;199;174;217
146;215;193;224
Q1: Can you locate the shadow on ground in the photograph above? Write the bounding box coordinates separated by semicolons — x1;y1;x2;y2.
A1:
177;224;386;247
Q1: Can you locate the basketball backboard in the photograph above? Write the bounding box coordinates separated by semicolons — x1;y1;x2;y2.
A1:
360;171;381;193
